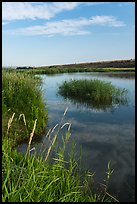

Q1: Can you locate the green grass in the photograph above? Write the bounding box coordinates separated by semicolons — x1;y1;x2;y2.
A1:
2;69;119;202
13;67;135;75
58;79;128;110
2;114;117;202
2;69;47;144
31;66;135;74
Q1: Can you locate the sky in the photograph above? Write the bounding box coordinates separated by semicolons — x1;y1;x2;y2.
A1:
2;2;135;67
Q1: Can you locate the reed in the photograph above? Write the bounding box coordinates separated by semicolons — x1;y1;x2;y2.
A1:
2;114;118;202
2;69;47;143
58;79;128;110
2;69;119;202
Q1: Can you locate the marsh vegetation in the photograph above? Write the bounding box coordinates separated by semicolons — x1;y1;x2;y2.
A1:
15;67;135;75
58;79;128;110
2;70;47;143
2;70;119;202
2;65;135;202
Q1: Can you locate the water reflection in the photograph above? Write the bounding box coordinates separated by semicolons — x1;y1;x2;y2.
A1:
17;72;135;202
58;94;128;112
99;71;135;79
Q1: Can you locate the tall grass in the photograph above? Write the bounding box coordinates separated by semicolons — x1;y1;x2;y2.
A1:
2;69;47;143
58;79;128;110
2;113;118;202
2;69;119;202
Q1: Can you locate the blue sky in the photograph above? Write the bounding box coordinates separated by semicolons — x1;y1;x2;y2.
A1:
2;2;135;67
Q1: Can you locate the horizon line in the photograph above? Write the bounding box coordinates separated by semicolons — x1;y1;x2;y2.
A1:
2;58;135;68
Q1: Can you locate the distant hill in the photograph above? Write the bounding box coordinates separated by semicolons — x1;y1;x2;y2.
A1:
35;59;135;69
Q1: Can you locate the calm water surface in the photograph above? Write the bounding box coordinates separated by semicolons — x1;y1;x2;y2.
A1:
18;72;135;202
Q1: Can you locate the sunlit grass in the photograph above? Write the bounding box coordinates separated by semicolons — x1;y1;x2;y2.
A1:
58;79;128;110
7;66;135;75
2;113;118;202
2;69;119;202
2;69;47;143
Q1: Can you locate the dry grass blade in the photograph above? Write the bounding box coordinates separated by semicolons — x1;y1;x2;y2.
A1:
48;124;59;141
45;128;52;138
28;119;37;146
7;113;15;134
68;123;71;131
51;124;59;134
105;192;119;202
63;107;68;116
45;134;58;162
29;147;36;152
44;108;69;162
61;122;71;131
41;123;59;151
26;119;37;155
18;113;27;126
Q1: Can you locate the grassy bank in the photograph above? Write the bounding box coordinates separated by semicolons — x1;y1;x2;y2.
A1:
2;112;117;202
15;67;135;75
2;120;117;202
2;69;47;144
58;79;128;110
2;70;118;202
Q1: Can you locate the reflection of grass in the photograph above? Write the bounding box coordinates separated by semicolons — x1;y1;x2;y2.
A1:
100;72;135;79
58;79;128;110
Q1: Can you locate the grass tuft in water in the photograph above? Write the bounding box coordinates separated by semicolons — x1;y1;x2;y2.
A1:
58;79;128;110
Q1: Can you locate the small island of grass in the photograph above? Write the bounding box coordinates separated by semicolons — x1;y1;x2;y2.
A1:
58;79;128;110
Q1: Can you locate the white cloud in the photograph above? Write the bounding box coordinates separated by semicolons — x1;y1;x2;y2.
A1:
52;2;82;10
2;2;110;22
2;2;54;21
2;2;83;22
8;16;125;37
89;16;125;27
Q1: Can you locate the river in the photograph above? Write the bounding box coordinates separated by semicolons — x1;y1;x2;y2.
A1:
17;72;135;202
